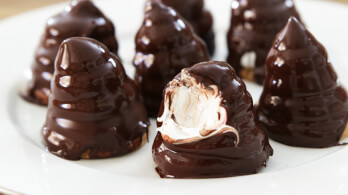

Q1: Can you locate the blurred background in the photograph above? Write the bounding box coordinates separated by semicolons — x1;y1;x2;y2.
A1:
0;0;347;19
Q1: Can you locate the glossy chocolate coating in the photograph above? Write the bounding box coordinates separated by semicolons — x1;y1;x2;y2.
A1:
153;61;273;178
148;0;215;55
256;17;348;148
227;0;301;84
133;2;209;116
21;0;118;105
42;37;148;160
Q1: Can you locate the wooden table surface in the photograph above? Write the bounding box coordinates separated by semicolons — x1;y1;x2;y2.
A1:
0;0;348;20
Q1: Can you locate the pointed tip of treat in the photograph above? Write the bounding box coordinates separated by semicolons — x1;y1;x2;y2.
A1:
276;16;312;49
285;16;306;38
70;0;94;9
140;1;193;37
57;37;108;68
145;1;161;11
286;16;305;32
144;1;176;16
142;1;192;33
68;0;103;17
70;0;94;7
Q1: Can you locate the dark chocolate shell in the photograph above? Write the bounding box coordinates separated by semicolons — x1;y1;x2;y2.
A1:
133;2;209;116
21;0;119;105
153;61;273;178
147;0;215;55
42;37;148;160
256;17;348;148
227;0;301;84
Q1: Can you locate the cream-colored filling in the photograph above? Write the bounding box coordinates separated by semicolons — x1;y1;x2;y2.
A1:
157;69;239;145
240;51;256;68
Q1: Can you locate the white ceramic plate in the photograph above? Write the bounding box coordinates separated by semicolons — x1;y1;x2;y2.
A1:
0;0;347;194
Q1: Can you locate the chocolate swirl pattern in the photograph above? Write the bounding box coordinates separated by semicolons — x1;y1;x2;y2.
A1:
256;17;348;148
133;2;209;116
153;61;273;178
148;0;215;55
42;37;148;160
21;0;119;105
227;0;301;85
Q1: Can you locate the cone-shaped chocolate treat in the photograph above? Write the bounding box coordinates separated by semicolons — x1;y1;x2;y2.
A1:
153;61;273;178
148;0;215;55
256;17;348;148
21;0;119;105
42;37;148;160
133;2;210;116
227;0;301;85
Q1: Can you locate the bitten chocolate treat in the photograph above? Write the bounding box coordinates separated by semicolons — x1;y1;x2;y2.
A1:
256;17;348;148
133;2;209;116
227;0;301;84
148;0;215;55
21;0;119;105
42;37;148;160
153;61;273;178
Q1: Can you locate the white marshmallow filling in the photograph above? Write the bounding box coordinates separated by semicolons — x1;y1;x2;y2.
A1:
157;69;240;145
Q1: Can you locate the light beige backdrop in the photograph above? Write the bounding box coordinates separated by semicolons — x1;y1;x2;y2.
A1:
0;0;347;20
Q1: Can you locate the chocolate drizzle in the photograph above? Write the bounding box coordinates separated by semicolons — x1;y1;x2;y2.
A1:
256;17;348;148
133;2;209;116
42;37;148;160
148;0;215;55
153;61;273;178
21;0;119;105
227;0;301;84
